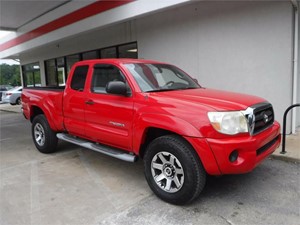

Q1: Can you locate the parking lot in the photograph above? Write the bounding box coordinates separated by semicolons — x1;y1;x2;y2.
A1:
0;110;299;225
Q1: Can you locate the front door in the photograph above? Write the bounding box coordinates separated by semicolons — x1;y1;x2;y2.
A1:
84;64;134;150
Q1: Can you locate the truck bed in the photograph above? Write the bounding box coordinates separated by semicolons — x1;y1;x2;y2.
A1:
22;87;65;131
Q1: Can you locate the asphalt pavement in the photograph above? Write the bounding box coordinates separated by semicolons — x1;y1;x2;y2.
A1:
0;105;299;225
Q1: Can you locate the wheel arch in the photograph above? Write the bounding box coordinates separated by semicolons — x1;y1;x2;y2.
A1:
134;114;202;159
29;105;58;131
30;105;44;122
139;127;175;159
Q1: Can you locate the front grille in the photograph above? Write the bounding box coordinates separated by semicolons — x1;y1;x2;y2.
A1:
244;102;275;136
252;103;274;135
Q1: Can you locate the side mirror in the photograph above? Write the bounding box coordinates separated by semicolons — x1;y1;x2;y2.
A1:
193;78;199;84
106;81;128;96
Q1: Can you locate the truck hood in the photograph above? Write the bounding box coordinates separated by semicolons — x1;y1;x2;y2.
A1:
148;88;266;111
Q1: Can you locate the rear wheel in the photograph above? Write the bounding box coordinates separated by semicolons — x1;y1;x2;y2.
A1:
16;97;21;105
144;135;206;205
32;114;58;153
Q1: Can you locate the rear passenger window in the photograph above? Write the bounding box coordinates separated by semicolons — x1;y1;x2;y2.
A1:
91;64;126;94
71;66;89;91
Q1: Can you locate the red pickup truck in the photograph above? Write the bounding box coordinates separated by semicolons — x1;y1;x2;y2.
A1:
22;59;281;204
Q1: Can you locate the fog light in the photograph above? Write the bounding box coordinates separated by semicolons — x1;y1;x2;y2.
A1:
229;150;238;162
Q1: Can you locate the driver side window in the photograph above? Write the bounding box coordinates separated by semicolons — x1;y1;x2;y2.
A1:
91;64;126;94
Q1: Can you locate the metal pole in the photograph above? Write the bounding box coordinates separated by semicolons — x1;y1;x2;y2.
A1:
280;104;300;154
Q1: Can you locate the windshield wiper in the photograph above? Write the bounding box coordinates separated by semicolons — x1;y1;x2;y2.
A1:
145;89;176;93
145;87;200;93
178;87;200;90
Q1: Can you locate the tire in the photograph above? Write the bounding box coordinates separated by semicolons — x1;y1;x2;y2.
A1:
16;97;21;105
144;135;206;205
32;114;58;153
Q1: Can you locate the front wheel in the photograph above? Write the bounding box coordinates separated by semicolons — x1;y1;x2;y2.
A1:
144;135;206;205
32;114;58;153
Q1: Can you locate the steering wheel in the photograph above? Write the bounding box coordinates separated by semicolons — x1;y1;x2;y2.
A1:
165;81;175;87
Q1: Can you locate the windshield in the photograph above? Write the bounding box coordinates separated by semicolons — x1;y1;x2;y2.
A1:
124;63;200;92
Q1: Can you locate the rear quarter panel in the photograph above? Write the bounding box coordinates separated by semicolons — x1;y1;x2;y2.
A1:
22;88;64;131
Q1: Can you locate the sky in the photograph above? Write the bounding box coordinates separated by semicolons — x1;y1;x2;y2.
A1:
0;31;20;65
0;59;20;65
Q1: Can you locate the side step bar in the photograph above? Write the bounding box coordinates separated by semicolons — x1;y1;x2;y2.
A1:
56;133;137;163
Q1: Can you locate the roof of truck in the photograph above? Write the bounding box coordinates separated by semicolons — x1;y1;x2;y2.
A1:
74;58;168;66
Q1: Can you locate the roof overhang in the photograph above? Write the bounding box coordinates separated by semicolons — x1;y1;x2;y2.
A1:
0;0;191;59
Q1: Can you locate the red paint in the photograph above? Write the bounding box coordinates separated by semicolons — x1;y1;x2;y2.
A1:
22;59;281;175
0;0;134;52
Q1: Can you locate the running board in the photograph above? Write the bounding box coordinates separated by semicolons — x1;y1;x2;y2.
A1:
56;133;137;162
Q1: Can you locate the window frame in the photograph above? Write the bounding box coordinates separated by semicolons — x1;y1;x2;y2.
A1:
22;62;41;87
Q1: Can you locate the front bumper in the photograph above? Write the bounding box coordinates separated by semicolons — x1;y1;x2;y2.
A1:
186;121;281;175
206;121;281;174
1;96;10;103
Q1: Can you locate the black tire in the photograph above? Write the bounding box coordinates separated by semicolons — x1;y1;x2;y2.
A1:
16;97;21;105
144;135;206;205
32;114;58;153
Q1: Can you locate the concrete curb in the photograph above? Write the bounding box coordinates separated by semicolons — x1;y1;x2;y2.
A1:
0;109;20;113
0;104;22;113
269;154;300;164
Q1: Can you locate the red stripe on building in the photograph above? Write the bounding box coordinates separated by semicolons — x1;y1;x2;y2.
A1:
0;0;134;52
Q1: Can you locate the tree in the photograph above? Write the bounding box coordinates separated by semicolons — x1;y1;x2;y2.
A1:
0;64;21;86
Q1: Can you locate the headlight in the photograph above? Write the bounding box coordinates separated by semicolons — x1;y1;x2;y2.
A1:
207;111;248;135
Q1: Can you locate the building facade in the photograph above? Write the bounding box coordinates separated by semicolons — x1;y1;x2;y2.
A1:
0;0;299;133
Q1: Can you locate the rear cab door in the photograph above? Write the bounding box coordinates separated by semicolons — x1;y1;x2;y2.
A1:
63;64;90;138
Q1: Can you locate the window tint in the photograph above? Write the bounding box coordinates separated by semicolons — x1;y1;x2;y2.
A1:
66;54;80;74
71;66;89;91
118;43;138;58
91;65;125;93
45;59;57;86
100;47;117;58
82;50;99;60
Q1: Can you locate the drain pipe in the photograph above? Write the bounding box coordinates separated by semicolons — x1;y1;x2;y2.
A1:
291;0;298;134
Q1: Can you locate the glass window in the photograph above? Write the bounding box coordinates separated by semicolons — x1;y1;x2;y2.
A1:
45;59;57;86
118;43;138;58
82;51;99;60
66;54;80;74
22;62;41;87
101;47;117;58
24;72;34;87
57;57;66;86
91;65;125;93
71;65;89;91
34;71;41;86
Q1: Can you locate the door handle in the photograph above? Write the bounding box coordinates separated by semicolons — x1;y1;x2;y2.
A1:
85;100;94;105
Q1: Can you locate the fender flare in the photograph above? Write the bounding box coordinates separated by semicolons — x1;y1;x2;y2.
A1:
132;113;203;154
30;102;60;131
